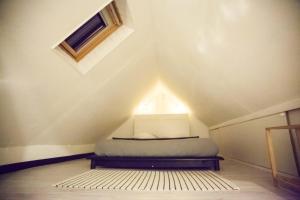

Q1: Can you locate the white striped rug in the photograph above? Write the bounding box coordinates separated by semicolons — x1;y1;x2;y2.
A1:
53;169;239;191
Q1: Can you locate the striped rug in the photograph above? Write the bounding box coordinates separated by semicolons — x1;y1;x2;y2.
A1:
53;169;239;191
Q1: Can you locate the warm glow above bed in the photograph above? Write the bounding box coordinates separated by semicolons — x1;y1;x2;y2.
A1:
133;81;190;114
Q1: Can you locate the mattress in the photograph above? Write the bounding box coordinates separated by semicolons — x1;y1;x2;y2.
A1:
95;138;219;157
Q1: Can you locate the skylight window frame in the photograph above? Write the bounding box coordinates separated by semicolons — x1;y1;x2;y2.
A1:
60;1;122;62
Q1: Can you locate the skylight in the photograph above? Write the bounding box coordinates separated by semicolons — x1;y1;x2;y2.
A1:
60;1;122;61
65;14;107;52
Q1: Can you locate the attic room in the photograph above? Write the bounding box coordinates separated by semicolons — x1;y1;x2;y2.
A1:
0;0;300;199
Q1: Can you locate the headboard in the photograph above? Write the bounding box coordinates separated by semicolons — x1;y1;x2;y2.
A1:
134;114;190;138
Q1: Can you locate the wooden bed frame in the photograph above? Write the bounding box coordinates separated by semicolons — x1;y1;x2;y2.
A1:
89;155;224;171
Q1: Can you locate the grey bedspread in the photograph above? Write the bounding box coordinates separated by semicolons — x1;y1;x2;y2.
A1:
95;138;219;157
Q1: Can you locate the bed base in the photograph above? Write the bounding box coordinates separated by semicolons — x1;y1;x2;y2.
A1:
89;155;223;171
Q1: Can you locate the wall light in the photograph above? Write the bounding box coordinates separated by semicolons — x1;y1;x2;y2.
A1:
133;81;191;115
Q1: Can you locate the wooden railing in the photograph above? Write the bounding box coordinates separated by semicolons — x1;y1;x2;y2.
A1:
265;125;300;192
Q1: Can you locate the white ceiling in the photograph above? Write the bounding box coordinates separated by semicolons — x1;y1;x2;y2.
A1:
153;0;300;125
0;0;300;147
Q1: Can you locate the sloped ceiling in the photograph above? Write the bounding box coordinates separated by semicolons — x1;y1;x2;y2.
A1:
152;0;300;125
0;0;158;147
1;0;300;147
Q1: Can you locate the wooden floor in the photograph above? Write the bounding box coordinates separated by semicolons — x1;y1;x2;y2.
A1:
0;159;299;200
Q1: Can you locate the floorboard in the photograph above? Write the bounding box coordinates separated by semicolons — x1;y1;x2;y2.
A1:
0;159;299;200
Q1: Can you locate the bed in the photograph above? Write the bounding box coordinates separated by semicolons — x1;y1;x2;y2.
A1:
90;137;223;170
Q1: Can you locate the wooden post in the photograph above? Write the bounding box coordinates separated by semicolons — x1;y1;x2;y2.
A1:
265;128;278;186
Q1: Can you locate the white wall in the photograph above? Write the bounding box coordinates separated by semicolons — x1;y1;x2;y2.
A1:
1;0;300;165
109;114;209;138
0;0;158;147
152;0;300;126
0;144;94;165
287;108;300;172
288;108;300;124
210;112;298;176
0;0;159;164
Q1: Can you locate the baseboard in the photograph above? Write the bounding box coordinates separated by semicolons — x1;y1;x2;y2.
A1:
0;152;94;174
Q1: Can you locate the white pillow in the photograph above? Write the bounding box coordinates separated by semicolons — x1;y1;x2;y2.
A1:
134;114;190;138
134;132;157;139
